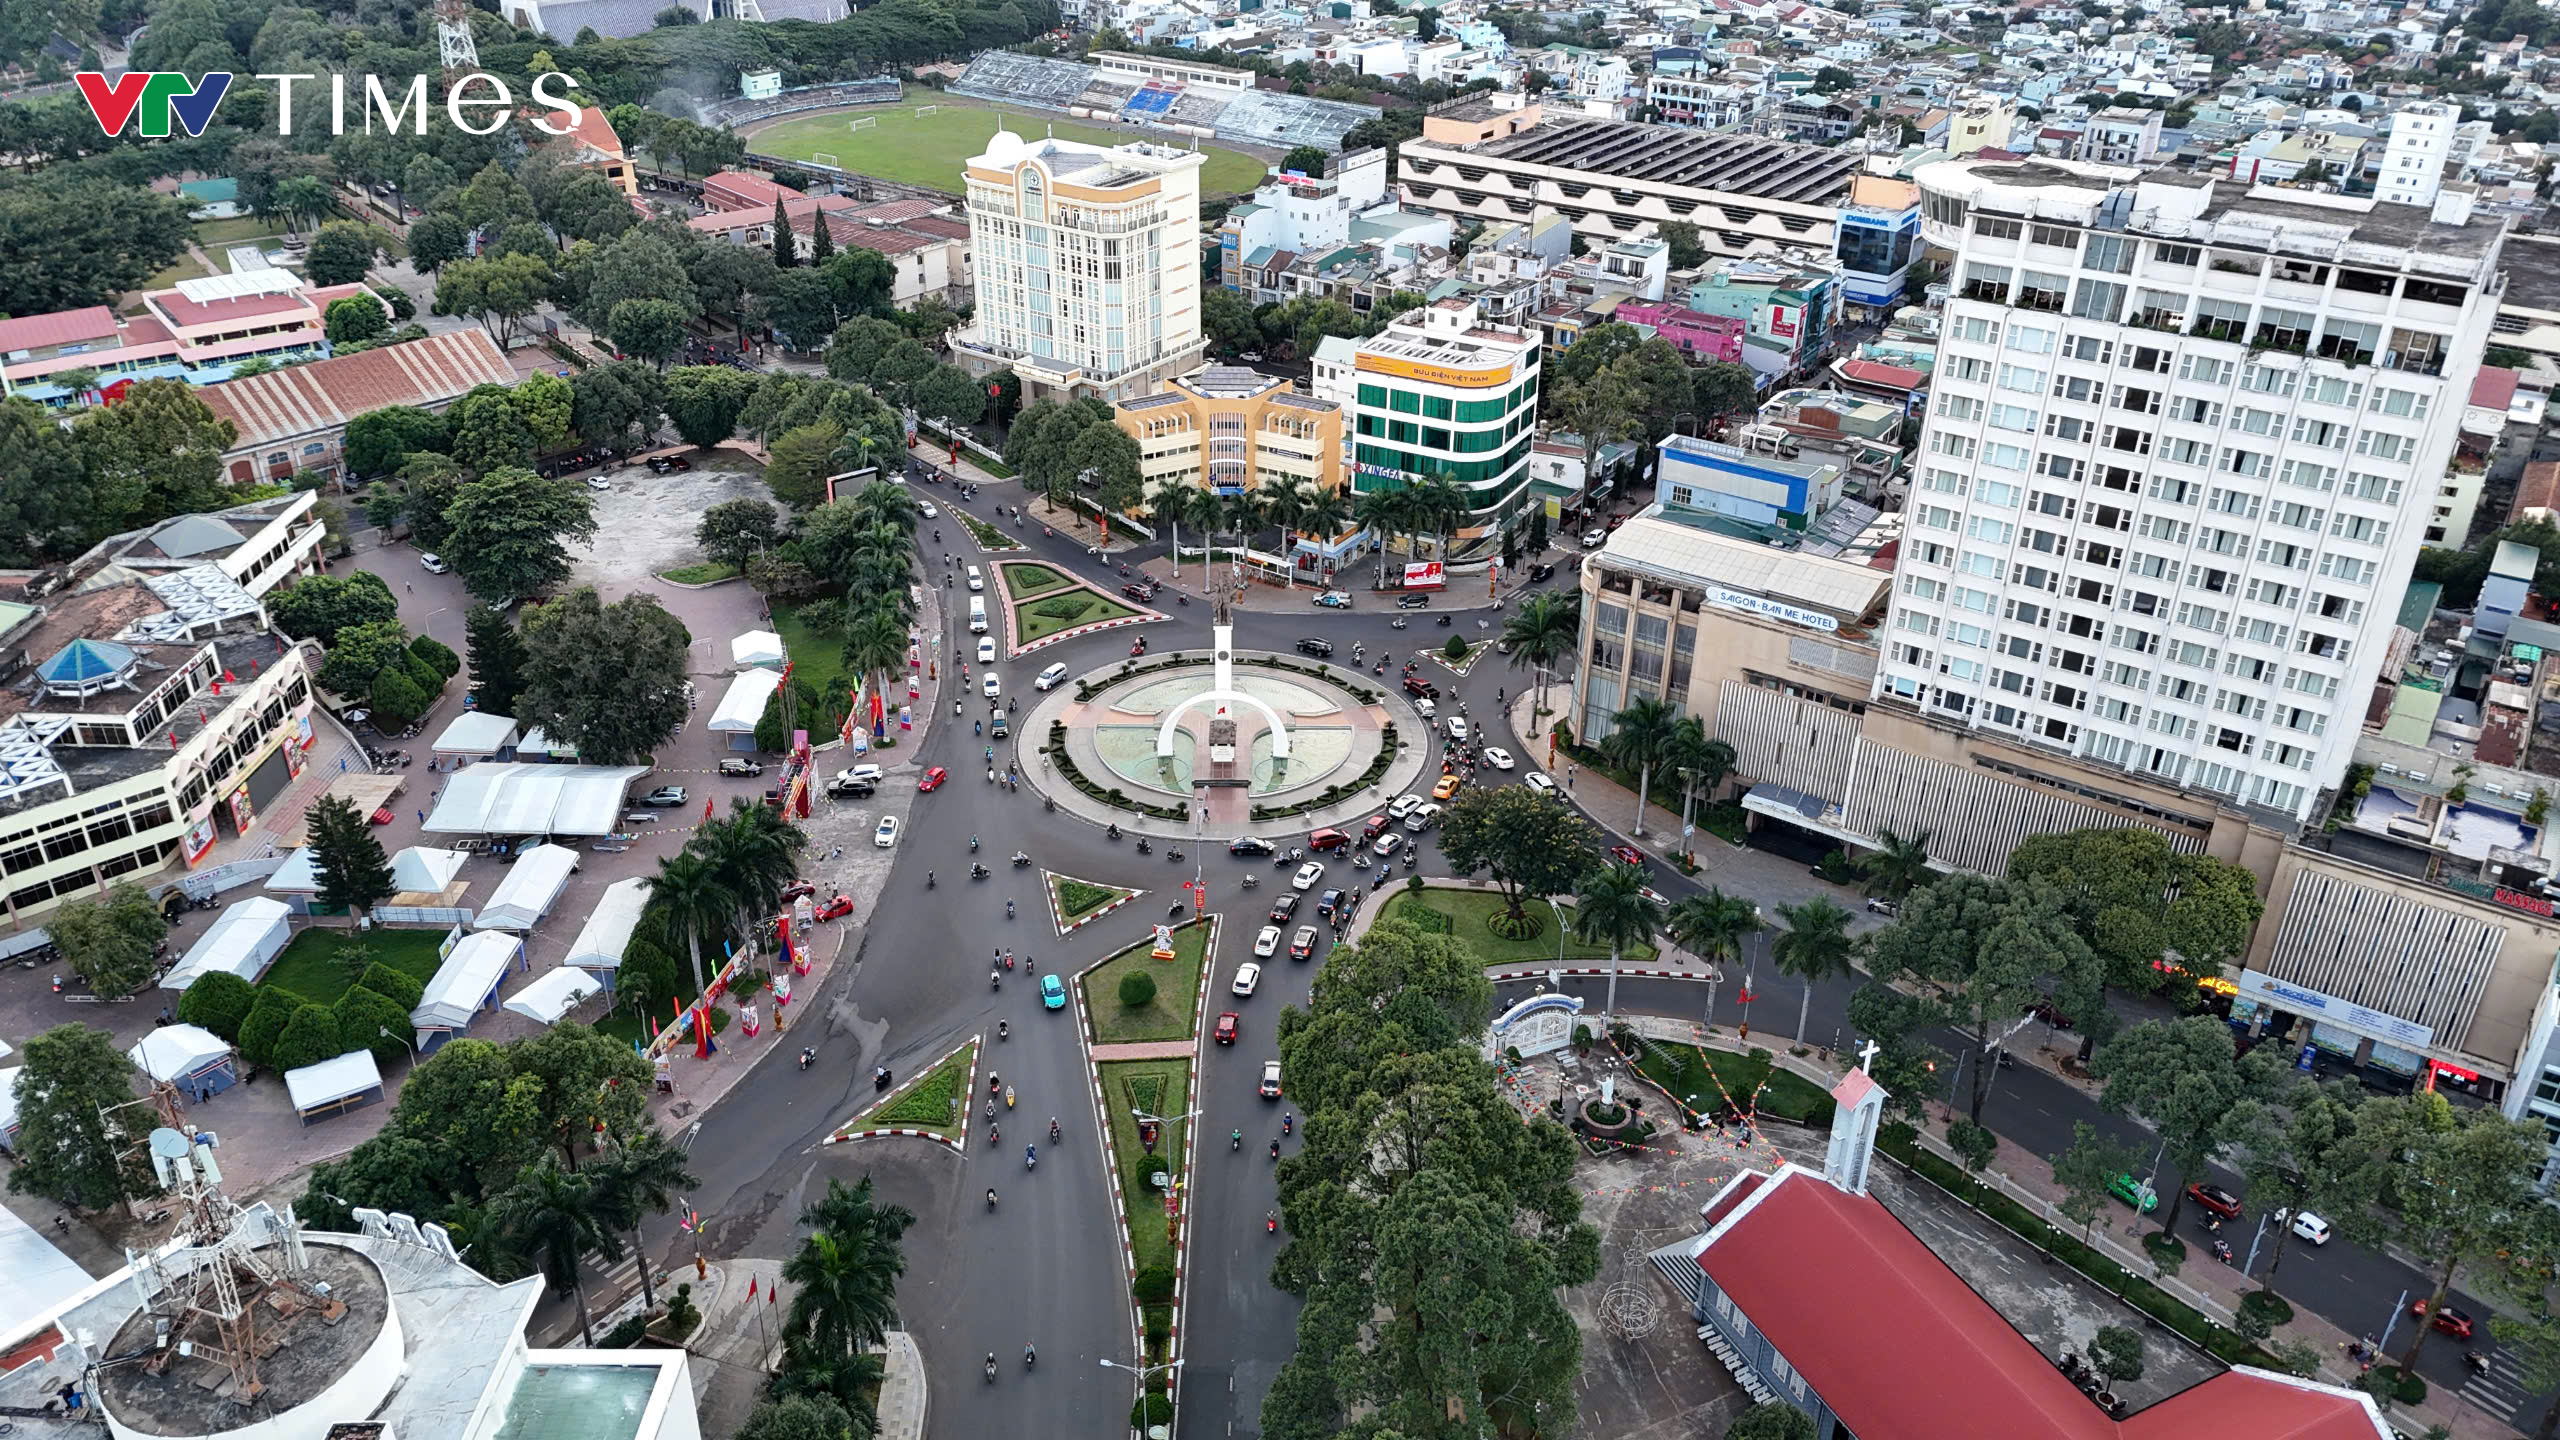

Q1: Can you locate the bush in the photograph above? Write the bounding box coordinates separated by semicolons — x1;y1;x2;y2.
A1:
1132;1262;1175;1304
402;651;442;695
334;986;414;1064
1443;634;1468;660
2235;1289;2294;1341
1118;970;1158;1008
358;961;426;1011
1143;1306;1170;1349
1132;1394;1172;1429
368;665;427;728
270;1003;346;1073
597;1315;649;1349
236;988;303;1068
175;970;257;1040
408;634;461;679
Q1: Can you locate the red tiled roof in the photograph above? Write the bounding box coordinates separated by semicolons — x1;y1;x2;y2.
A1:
150;288;312;330
0;305;121;353
1837;358;1925;390
2118;1371;2388;1440
2514;460;2560;522
703;169;804;213
2471;365;2520;413
848;199;942;224
904;216;971;240
196;330;514;453
566;106;624;158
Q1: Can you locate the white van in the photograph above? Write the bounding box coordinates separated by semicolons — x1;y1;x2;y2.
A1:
966;565;985;592
968;595;988;633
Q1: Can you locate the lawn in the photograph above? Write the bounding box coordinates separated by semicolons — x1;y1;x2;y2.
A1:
193;215;283;246
1015;586;1140;644
1099;1057;1191;1276
960;512;1022;551
769;600;850;698
1052;874;1130;922
751;90;1267;197
1623;1038;1834;1127
660;561;739;585
1080;920;1209;1044
855;1040;976;1140
1379;885;1659;966
262;926;451;1008
999;562;1070;597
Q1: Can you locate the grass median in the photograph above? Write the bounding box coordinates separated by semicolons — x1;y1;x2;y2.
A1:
1053;875;1129;922
1379;885;1658;966
849;1040;975;1141
999;561;1070;596
1081;921;1209;1044
1099;1057;1191;1277
1015;586;1140;644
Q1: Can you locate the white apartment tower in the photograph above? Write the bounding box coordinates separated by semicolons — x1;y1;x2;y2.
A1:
2376;102;2458;209
949;129;1207;406
1888;158;2504;823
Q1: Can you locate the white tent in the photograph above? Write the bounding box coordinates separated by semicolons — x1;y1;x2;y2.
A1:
516;727;578;761
129;1024;238;1101
475;844;580;931
389;846;470;894
0;1065;21;1151
731;631;787;668
265;846;323;894
432;711;521;759
503;967;603;1025
0;1189;92;1316
412;930;523;1049
709;667;785;734
420;763;651;837
161;897;292;991
284;1049;384;1125
565;876;652;975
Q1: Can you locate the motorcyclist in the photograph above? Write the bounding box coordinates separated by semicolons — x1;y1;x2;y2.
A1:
927;870;935;888
1025;1143;1037;1168
1231;1128;1242;1150
1049;1116;1061;1142
1270;1137;1281;1159
1025;1343;1037;1369
998;1019;1009;1040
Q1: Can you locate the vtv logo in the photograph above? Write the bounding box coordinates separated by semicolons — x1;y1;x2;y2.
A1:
74;72;234;138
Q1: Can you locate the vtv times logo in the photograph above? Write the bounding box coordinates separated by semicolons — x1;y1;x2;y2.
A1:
74;69;584;139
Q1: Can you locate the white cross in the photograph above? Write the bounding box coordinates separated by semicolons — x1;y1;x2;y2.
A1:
1856;1038;1882;1076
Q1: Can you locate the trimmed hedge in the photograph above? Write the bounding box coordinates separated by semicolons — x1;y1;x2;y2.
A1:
270;1003;346;1073
358;961;425;1011
237;987;303;1068
335;986;413;1064
175;970;257;1040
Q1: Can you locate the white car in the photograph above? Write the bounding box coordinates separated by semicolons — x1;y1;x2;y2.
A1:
420;553;449;574
1447;716;1470;743
843;763;884;786
1035;662;1070;691
967;565;985;592
919;501;939;518
1413;697;1436;719
586;476;610;491
2287;1210;2332;1246
1373;832;1404;859
1580;528;1607;548
1254;925;1283;958
1483;747;1515;771
1386;793;1422;821
873;815;900;848
1524;771;1557;797
982;673;1001;698
977;636;997;664
1231;962;1262;997
1292;861;1325;891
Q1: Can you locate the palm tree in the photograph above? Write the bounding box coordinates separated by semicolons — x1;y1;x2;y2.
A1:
1666;888;1761;987
651;850;727;993
1220;489;1267;595
1856;826;1934;901
841;609;910;735
1573;861;1664;1019
784;1176;916;1365
845;478;919;534
272;174;334;235
1261;480;1314;589
1661;719;1738;862
1503;590;1581;736
698;799;806;949
1354;486;1409;588
1768;897;1860;1049
589;1128;700;1312
489;1155;623;1346
1408;471;1470;560
1295;485;1351;589
1599;696;1682;836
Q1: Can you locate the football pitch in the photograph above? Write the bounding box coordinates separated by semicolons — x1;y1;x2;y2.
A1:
749;93;1269;197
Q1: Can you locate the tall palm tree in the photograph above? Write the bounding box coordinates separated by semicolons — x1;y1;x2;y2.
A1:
651;850;727;993
842;608;910;733
1599;696;1682;836
1768;897;1860;1048
1661;719;1738;862
1502;590;1581;736
1354;486;1409;588
784;1176;916;1365
489;1155;623;1346
1295;485;1351;589
1150;482;1211;587
1259;480;1313;589
590;1128;700;1312
1857;826;1935;901
1667;887;1760;1027
1573;860;1664;1019
1411;472;1471;560
1220;489;1267;596
698;799;805;949
845;478;919;534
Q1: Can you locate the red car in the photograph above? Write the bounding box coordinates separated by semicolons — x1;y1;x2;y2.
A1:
919;766;947;792
1214;1011;1240;1045
781;881;818;902
2185;1183;2242;1220
814;894;855;922
1607;844;1645;868
2411;1300;2475;1340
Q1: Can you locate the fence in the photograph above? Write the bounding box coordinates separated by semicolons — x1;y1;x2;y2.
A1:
156;856;289;905
371;905;476;929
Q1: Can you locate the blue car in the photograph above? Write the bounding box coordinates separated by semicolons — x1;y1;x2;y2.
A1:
1040;974;1066;1010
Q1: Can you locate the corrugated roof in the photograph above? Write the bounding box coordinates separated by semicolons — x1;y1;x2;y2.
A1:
1603;515;1886;619
196;330;514;452
0;305;120;355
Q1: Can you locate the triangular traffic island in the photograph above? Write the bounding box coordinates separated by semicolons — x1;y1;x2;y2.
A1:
827;1035;979;1150
1045;869;1139;937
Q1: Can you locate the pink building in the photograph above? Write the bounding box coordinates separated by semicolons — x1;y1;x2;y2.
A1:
1613;301;1746;364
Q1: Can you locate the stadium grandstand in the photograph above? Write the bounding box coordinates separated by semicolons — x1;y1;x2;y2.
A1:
703;75;903;128
948;50;1379;150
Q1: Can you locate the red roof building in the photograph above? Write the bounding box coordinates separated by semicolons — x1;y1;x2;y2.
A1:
196;329;516;485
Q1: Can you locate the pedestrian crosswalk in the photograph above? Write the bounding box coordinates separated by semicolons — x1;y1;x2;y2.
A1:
2459;1347;2533;1428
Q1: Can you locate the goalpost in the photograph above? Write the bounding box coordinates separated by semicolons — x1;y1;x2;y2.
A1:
811;152;838;169
848;115;877;131
914;104;939;118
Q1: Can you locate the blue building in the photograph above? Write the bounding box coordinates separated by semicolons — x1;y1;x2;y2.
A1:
1833;179;1921;314
1655;433;1844;534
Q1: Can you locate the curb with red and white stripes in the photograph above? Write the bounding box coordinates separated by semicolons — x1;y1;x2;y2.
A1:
1011;611;1159;657
1485;966;1716;984
1044;869;1143;937
824;1033;981;1151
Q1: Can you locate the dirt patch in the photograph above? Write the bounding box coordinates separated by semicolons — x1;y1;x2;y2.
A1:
567;455;772;588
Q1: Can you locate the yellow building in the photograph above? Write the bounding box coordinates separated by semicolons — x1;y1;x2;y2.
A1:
1118;366;1345;500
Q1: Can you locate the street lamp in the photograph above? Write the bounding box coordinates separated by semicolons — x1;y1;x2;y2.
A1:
1547;897;1570;965
1675;765;1698;867
378;1026;416;1060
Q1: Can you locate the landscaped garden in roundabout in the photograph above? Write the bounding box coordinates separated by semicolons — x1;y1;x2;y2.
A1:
1000;561;1140;643
1377;884;1660;965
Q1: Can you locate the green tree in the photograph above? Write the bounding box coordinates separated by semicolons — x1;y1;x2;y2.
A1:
318;617;412;697
1437;785;1601;930
1502;588;1581;736
1599;695;1682;837
590;1128;699;1311
735;1397;855;1440
0;181;192;317
4;1024;152;1211
2052;1120;2142;1247
465;603;530;716
2228;1079;2364;1291
1691;361;1758;420
826;247;896;317
766;421;844;509
608;297;691;369
665;365;756;449
448;388;538;476
2478;1202;2560;1440
335;986;414;1065
344;405;450;479
698;499;782;570
1862;874;2107;1124
396;453;466;553
407;213;469;274
308;794;397;924
1858;825;1935;901
305;221;386;286
2088;1016;2286;1231
237;988;303;1070
0;396;94;563
270;572;398;646
568;360;668;450
514;371;575;455
1726;1402;1817;1440
912;365;986;428
756;269;842;351
2008;827;2264;993
49;882;166;999
368;665;428;729
517;588;692;765
651;850;726;994
783;1174;914;1379
1573;861;1663;1019
442;466;600;601
2090;1326;2146;1384
325;295;390;346
1768;897;1859;1049
271;1002;347;1072
1279;144;1330;175
824;316;906;385
432;251;553;349
546;171;638;244
73;379;235;533
490;1154;623;1345
1657;219;1709;269
2343;1092;2549;1372
175;970;258;1040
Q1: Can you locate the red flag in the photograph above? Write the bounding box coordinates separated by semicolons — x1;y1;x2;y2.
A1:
704;797;715;821
222;669;235;684
767;1286;776;1305
746;1277;758;1300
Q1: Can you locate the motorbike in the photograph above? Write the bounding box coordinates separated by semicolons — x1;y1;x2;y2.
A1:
1390;618;1408;629
1006;899;1016;919
1231;1129;1243;1151
972;835;981;852
1270;1138;1281;1160
798;1047;815;1070
1005;1085;1015;1109
1282;1112;1293;1136
1044;796;1057;812
1436;614;1453;627
1168;847;1185;864
2467;1351;2491;1377
987;1188;999;1210
1107;824;1123;841
998;1020;1010;1041
1025;1345;1037;1371
927;872;936;889
990;968;1002;989
985;1355;999;1383
1025;1144;1037;1170
1242;873;1260;889
1011;851;1034;867
1049;1118;1061;1143
971;862;990;880
2210;1238;2232;1266
1137;838;1154;855
1267;1210;1278;1234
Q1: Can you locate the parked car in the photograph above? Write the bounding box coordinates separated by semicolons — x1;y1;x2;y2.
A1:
1312;591;1351;609
1260;1059;1283;1098
2186;1183;2243;1220
586;476;611;491
1524;772;1557;797
1580;529;1606;548
874;816;900;847
1254;925;1283;958
1231;962;1262;997
814;894;855;921
1396;593;1430;610
843;764;885;786
2107;1174;2159;1213
420;553;449;574
1607;844;1644;867
918;766;947;792
642;786;687;806
1214;1011;1239;1044
718;758;763;777
827;774;875;798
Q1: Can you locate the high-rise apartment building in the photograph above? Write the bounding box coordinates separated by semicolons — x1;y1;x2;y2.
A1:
2376;102;2458;210
949;130;1207;406
1885;157;2505;823
1348;297;1541;553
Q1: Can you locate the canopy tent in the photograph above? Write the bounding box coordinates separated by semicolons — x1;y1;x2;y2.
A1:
731;631;787;668
474;844;580;931
503;967;603;1025
389;846;470;894
431;711;521;759
420;763;652;837
264;847;324;894
0;1066;20;1151
284;1049;383;1125
709;667;785;735
129;1024;238;1102
161;897;292;992
516;727;578;761
0;1189;92;1316
565;876;652;977
412;930;524;1051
